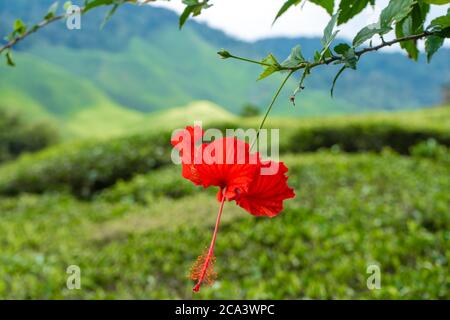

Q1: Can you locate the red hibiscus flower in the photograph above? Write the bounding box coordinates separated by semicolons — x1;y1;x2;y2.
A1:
171;126;295;292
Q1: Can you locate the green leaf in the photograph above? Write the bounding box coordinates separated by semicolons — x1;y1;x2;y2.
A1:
428;7;450;30
314;50;321;62
273;0;303;24
309;0;335;15
423;0;450;4
323;48;333;58
281;45;305;68
179;8;193;29
323;11;339;43
84;0;114;13
395;1;429;61
343;52;357;69
13;19;27;35
334;44;357;69
64;1;73;11
258;54;281;80
338;0;372;25
29;24;40;33
411;1;430;33
334;43;351;54
179;0;212;29
261;54;279;66
44;2;59;20
331;66;346;97
320;11;340;59
101;3;120;29
353;22;391;47
5;50;15;67
352;0;420;47
395;16;419;61
380;0;416;29
425;35;445;62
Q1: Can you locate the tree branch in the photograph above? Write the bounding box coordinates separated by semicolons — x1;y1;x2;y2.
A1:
0;6;90;56
226;30;438;74
243;30;438;140
0;14;67;55
310;31;437;70
0;0;151;55
355;31;436;57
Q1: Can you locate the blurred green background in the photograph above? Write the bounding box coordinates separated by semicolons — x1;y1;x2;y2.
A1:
0;1;449;299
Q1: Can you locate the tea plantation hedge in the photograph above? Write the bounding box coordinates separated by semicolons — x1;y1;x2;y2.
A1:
0;131;172;197
0;107;448;197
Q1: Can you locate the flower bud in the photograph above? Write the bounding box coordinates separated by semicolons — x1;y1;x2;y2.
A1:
217;49;232;59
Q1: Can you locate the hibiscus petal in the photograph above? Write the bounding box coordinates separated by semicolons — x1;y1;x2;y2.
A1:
171;125;204;153
172;126;205;185
195;137;260;200
181;163;203;185
236;161;295;217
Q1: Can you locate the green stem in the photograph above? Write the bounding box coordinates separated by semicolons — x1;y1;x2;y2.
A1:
296;66;309;92
229;54;274;67
251;69;295;150
228;54;308;71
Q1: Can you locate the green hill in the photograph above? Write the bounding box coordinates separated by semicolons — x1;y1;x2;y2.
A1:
0;53;144;139
144;100;236;130
0;0;448;129
3;33;358;116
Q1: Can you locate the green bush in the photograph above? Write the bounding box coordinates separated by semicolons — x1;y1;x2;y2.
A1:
286;123;450;154
410;139;450;163
240;103;261;117
0;131;172;197
0;109;58;163
211;107;450;154
0;152;448;299
97;167;212;204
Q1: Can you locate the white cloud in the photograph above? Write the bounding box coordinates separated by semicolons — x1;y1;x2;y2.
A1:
152;0;448;51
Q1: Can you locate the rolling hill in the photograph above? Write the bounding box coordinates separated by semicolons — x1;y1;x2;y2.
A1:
0;0;449;138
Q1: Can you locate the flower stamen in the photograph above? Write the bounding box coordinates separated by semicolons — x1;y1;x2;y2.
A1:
191;192;227;292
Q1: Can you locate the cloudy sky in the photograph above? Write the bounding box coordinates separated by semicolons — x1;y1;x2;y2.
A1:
152;0;448;50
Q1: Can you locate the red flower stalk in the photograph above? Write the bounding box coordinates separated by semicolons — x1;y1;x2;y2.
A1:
190;193;226;292
171;126;295;292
